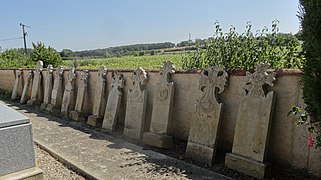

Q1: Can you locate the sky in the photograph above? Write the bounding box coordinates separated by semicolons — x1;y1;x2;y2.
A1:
0;0;300;51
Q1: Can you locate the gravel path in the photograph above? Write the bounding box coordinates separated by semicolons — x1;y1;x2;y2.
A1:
34;144;85;180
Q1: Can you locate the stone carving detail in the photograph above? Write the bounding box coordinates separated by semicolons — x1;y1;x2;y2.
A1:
41;65;54;109
61;68;76;116
20;71;33;104
124;67;148;139
225;62;277;179
102;73;125;132
11;68;23;100
87;66;107;126
27;60;44;106
46;66;64;112
186;66;228;165
143;61;176;148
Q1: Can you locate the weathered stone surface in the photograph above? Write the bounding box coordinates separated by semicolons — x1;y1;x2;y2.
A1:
20;71;33;104
185;67;228;165
40;65;54;109
88;66;107;127
0;167;43;180
124;67;148;140
102;73;125;132
11;68;23;100
61;68;76;117
225;62;276;179
46;66;64;112
70;70;89;121
143;61;175;148
27;61;44;106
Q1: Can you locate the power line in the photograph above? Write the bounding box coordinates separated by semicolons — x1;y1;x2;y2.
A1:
0;37;23;42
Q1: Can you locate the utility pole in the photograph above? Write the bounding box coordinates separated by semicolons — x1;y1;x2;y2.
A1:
20;23;30;54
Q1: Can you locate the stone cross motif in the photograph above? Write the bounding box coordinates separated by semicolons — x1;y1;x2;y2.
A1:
41;65;54;109
196;67;228;115
243;62;276;98
27;60;44;106
46;66;64;112
156;61;176;102
128;67;148;103
11;68;23;100
61;68;76;116
102;73;125;132
20;71;33;104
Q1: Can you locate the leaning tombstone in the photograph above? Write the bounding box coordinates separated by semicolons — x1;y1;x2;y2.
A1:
27;60;44;106
61;67;77;118
40;65;54;109
225;62;276;179
123;67;148;140
101;73;125;132
20;70;33;104
0;103;43;179
185;66;228;165
143;61;175;148
46;66;64;113
70;70;89;122
11;68;23;100
88;66;107;127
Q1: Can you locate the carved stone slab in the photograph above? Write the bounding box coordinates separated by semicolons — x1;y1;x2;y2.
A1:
102;73;125;132
27;60;44;106
143;61;175;148
11;69;23;100
186;66;228;165
70;70;89;122
61;68;76;117
88;66;107;127
225;62;276;179
46;66;64;112
124;67;148;140
20;71;33;104
41;65;54;109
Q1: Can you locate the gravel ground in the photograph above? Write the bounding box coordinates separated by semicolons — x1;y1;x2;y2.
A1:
34;144;85;180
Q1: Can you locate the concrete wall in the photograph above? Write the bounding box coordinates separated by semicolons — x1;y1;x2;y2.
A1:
0;68;320;177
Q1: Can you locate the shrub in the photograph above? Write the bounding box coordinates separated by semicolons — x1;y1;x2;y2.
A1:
0;49;33;68
31;42;62;67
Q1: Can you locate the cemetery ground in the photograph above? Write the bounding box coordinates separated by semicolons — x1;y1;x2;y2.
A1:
0;96;313;180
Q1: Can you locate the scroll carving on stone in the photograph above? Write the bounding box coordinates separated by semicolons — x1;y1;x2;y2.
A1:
46;66;64;112
143;61;175;148
102;73;125;132
70;70;89;121
225;62;276;179
87;66;107;127
41;65;54;109
186;66;228;165
27;60;44;106
11;68;23;100
124;67;148;140
20;71;33;104
61;67;76;117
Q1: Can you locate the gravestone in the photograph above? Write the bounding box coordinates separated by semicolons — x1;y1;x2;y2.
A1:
88;66;107;127
143;61;175;148
20;70;33;104
0;103;43;179
124;67;148;140
11;68;23;100
225;63;276;179
61;68;76;117
70;70;89;122
101;73;125;132
40;65;54;109
46;66;64;113
27;60;44;106
185;67;228;165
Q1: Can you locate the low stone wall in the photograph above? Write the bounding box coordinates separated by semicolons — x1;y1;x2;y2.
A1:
0;68;320;177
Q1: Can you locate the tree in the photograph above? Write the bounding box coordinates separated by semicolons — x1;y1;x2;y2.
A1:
60;49;74;59
31;42;62;67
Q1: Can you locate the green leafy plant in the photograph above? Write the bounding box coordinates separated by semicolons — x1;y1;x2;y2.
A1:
0;49;33;68
30;42;62;67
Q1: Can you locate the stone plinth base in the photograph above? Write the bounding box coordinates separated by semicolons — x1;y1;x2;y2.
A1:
70;111;86;122
46;104;60;116
225;153;270;179
185;142;214;165
27;100;39;106
87;115;103;127
0;167;43;180
40;103;47;110
143;132;173;149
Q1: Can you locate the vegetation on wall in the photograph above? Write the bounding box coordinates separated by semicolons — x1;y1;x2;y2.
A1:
0;49;33;68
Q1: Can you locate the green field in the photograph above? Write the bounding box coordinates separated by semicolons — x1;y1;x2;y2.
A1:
62;54;183;70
